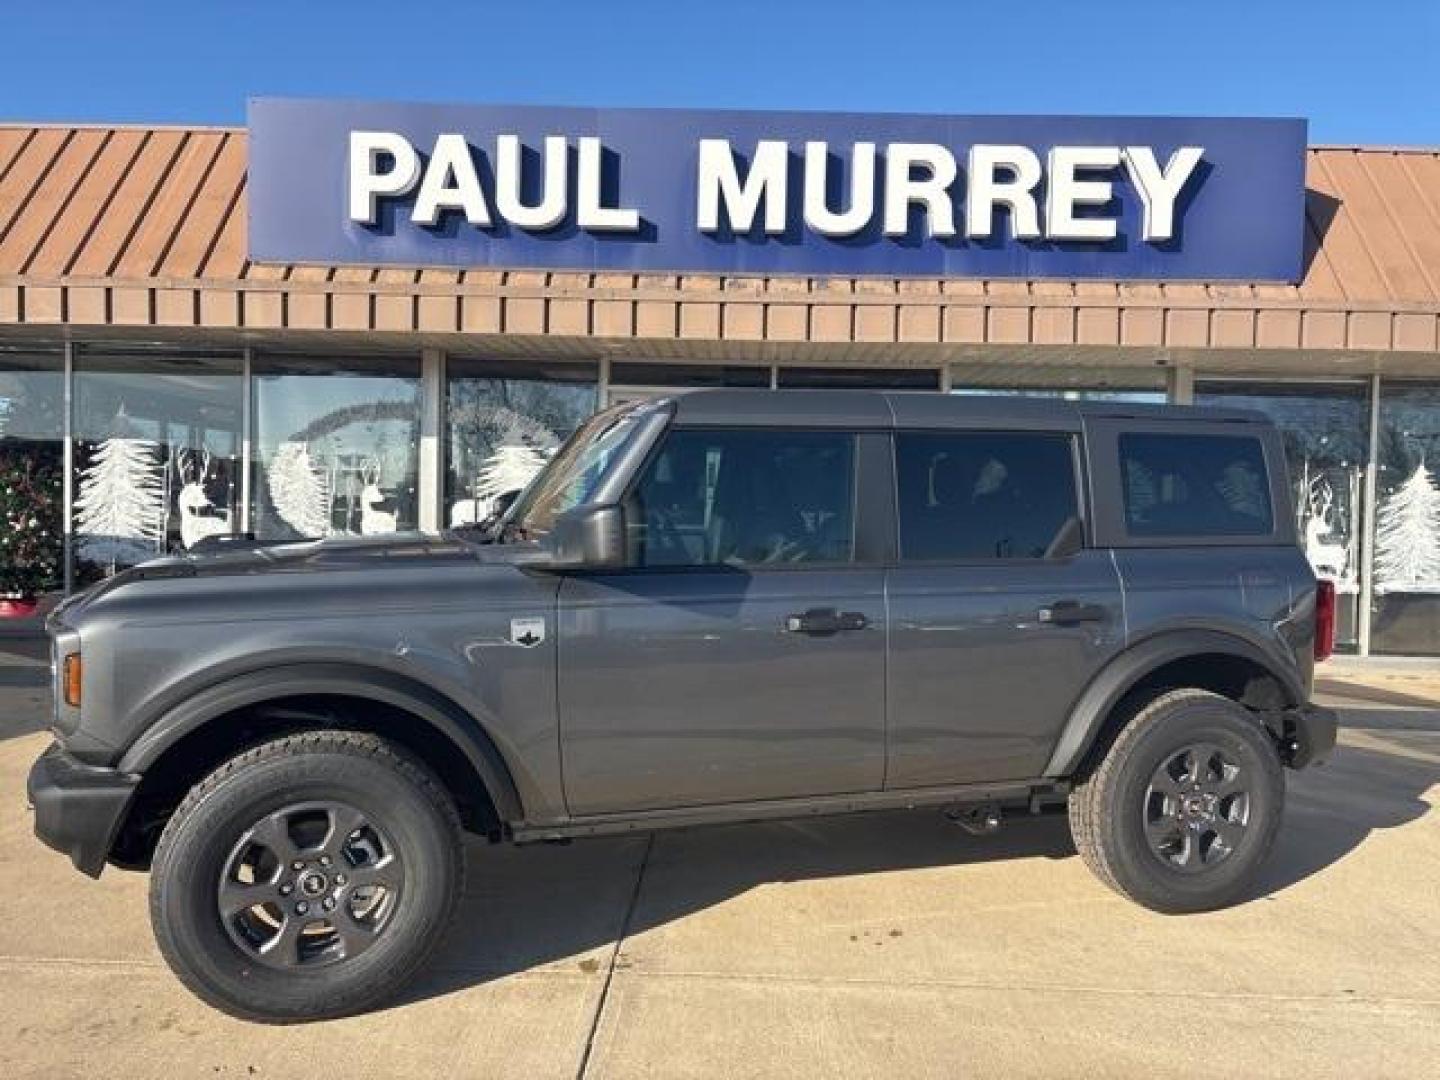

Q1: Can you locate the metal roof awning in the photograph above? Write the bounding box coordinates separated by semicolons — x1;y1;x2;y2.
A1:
0;125;1437;359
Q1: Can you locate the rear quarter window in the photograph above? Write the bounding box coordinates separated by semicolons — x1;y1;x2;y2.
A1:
1119;432;1274;538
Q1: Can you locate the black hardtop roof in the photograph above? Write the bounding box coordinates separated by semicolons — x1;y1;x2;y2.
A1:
663;388;1269;429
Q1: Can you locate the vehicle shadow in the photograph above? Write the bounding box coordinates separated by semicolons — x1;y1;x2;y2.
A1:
1256;705;1440;896
399;702;1440;1009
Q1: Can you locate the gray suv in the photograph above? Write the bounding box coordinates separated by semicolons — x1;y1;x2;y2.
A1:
27;389;1337;1022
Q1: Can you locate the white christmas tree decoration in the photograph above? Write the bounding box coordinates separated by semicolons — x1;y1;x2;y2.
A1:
74;437;165;568
268;441;333;539
450;443;549;526
1374;462;1440;594
478;443;548;501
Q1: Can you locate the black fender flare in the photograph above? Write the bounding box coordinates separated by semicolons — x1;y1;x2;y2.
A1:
1042;629;1306;778
116;662;525;823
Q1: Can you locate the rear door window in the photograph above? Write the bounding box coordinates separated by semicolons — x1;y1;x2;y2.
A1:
895;432;1079;561
1119;433;1273;537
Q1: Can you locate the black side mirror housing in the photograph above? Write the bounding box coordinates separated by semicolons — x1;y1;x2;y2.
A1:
545;504;626;569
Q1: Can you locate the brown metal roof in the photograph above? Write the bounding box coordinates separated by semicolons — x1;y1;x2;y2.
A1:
1;123;1438;355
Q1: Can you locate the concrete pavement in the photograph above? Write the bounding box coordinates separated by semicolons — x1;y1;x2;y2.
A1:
1;647;1437;1079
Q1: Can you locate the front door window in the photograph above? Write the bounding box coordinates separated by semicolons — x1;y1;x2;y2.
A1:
626;428;856;566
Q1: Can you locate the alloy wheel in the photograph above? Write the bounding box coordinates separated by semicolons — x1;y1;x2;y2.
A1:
1142;743;1252;873
218;800;403;969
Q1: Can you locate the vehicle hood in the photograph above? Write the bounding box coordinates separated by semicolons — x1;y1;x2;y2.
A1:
49;533;531;626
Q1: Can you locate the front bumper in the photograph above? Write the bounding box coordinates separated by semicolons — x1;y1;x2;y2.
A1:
1283;703;1339;769
26;742;139;878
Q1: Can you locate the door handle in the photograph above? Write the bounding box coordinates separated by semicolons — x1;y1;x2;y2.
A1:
785;607;870;635
1038;600;1108;626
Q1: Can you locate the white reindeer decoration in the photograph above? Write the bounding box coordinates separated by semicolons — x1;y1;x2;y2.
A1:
1303;479;1349;581
359;460;397;536
176;448;231;550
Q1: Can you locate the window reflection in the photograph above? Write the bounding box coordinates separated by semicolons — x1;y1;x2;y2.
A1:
445;358;597;527
0;350;64;597
252;355;421;542
1197;382;1368;649
72;352;242;581
1373;382;1440;656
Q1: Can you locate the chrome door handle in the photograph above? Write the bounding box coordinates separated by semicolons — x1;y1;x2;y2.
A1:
785;608;869;635
1038;600;1108;626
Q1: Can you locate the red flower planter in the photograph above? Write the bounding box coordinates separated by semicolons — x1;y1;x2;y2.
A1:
0;596;39;619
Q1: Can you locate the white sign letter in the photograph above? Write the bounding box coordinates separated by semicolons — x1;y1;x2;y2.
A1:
412;132;491;227
1123;146;1205;242
577;136;640;233
882;144;957;238
803;141;877;237
696;139;788;234
1046;146;1121;242
965;145;1042;240
349;131;421;224
495;134;569;231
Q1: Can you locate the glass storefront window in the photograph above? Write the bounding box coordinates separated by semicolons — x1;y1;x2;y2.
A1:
1197;381;1369;650
252;355;421;542
72;351;243;582
446;357;598;527
778;366;940;390
0;349;64;597
1372;382;1440;656
952;387;1166;403
606;361;771;406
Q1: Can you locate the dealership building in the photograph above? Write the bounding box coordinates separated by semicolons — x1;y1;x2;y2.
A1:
2;100;1440;655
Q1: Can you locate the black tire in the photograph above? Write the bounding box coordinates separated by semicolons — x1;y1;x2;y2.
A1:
1068;689;1284;914
149;730;464;1022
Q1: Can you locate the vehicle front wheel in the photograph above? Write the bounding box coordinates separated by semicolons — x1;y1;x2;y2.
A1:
149;730;464;1022
1068;689;1284;914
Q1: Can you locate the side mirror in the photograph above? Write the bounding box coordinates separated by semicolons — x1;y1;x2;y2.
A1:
545;504;626;569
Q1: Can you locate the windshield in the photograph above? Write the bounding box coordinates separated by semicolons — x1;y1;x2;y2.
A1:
503;404;642;537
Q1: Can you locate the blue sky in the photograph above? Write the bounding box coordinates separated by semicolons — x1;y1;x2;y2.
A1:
1;1;1436;145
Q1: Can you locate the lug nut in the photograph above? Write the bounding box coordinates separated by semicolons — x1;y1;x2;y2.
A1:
279;882;293;896
291;860;305;871
295;901;309;915
323;897;335;911
319;855;331;867
335;873;347;885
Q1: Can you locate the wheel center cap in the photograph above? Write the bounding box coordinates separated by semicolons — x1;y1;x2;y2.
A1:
300;871;328;897
1183;795;1209;818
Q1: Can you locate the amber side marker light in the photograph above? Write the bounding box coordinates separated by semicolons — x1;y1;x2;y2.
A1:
62;654;82;707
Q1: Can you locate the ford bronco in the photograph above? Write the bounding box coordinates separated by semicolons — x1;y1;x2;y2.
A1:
27;389;1337;1021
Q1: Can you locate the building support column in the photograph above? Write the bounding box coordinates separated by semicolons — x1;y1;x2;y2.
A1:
1166;361;1194;405
61;341;74;594
1356;373;1382;656
239;347;253;536
418;348;445;534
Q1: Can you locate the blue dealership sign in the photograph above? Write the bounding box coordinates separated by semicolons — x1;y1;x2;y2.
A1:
248;97;1307;282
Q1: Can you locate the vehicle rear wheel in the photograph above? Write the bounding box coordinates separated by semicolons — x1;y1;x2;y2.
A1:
149;730;463;1022
1068;689;1284;913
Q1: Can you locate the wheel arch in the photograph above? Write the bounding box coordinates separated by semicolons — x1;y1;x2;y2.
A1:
1044;629;1306;780
111;663;525;865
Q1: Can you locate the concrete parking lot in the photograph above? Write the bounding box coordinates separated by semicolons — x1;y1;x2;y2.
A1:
2;637;1438;1079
